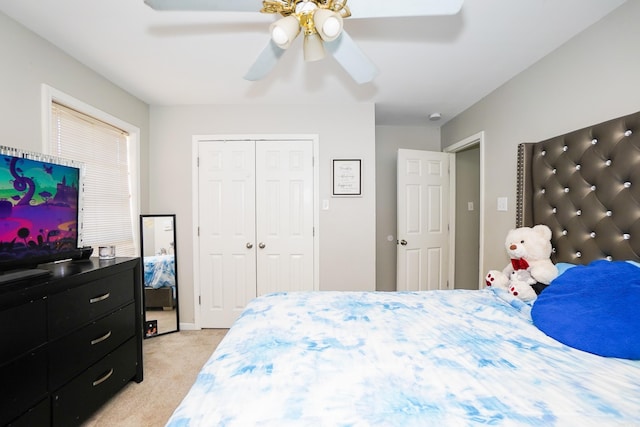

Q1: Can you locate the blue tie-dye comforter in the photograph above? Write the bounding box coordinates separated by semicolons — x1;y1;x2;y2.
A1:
166;289;640;426
143;255;176;289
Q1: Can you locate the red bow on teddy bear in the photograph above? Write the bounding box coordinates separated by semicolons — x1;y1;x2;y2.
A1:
511;258;529;271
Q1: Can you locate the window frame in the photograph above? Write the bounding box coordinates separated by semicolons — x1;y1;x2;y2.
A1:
41;84;141;256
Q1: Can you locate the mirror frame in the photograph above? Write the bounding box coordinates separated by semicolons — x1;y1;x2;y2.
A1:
140;214;180;338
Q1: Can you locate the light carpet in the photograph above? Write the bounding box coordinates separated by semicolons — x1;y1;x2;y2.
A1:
82;329;227;427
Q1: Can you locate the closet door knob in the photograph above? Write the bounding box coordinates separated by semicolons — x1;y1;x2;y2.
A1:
258;242;266;249
399;239;408;246
246;242;253;249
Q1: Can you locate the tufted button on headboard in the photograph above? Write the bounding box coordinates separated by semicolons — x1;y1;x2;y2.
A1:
517;111;640;265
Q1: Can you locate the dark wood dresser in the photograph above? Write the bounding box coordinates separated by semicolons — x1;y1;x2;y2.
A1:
0;257;144;427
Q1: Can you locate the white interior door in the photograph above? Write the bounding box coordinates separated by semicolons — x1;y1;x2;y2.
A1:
256;140;314;295
197;139;315;328
397;149;452;291
198;141;257;327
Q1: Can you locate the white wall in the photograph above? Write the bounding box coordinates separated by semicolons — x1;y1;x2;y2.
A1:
0;12;149;194
441;1;640;277
375;125;441;291
149;104;377;324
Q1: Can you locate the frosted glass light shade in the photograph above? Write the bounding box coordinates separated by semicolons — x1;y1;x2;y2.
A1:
270;16;300;49
314;9;343;42
303;33;326;62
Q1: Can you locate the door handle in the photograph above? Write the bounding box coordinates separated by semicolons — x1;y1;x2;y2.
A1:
258;242;266;249
398;239;408;246
246;242;253;249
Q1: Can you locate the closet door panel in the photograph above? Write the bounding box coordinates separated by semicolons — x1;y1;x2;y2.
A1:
256;141;314;295
198;140;257;327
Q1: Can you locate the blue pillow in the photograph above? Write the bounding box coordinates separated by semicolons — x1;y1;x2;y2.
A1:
554;262;576;276
532;260;640;360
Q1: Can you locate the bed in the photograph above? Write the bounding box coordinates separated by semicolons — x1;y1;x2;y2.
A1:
143;254;176;310
166;111;640;426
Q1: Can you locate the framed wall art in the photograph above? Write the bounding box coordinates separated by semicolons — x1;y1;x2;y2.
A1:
332;159;361;196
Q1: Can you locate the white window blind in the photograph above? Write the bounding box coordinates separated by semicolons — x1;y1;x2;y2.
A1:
49;102;135;257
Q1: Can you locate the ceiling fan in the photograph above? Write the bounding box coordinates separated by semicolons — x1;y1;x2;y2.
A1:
144;0;464;84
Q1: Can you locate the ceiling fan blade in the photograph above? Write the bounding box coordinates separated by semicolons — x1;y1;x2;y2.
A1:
347;0;463;19
244;40;286;81
144;0;261;12
325;31;378;84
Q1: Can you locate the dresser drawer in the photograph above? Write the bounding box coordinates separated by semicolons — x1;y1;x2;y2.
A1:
0;349;47;426
49;303;135;389
52;337;137;427
6;397;50;427
48;269;134;339
0;298;46;364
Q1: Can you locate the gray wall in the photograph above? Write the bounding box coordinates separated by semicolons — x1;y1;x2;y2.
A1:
375;125;441;291
149;105;377;324
0;12;150;207
0;8;378;327
442;0;640;277
454;146;480;290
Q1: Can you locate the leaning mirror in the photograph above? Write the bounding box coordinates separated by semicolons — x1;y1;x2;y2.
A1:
140;214;179;338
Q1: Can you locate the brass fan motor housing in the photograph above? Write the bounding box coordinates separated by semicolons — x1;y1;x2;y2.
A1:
261;0;351;19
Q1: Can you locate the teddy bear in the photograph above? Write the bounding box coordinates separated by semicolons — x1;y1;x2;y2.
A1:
507;269;539;302
485;224;558;301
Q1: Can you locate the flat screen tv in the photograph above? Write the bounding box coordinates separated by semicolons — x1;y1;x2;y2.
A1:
0;146;84;278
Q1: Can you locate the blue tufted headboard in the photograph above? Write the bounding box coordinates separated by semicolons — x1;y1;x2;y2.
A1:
517;111;640;265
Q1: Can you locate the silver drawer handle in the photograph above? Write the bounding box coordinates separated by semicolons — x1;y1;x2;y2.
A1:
92;368;114;387
89;292;111;304
90;330;112;346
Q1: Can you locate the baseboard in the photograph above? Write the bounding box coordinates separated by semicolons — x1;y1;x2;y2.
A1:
179;322;199;331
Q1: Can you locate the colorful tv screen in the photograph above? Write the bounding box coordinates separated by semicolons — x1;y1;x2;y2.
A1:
0;152;81;270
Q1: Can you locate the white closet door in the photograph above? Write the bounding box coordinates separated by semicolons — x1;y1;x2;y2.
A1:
198;140;257;327
255;140;314;295
197;139;315;328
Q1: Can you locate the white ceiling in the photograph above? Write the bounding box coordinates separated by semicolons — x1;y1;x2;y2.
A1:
0;0;627;125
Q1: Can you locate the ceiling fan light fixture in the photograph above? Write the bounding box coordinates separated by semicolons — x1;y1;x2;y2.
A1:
270;15;301;49
314;8;344;42
303;32;326;62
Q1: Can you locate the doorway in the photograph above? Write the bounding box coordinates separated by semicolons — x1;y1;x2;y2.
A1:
445;132;484;290
393;132;484;291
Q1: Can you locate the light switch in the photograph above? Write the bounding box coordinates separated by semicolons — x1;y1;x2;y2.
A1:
468;202;474;211
497;197;508;212
322;199;330;210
